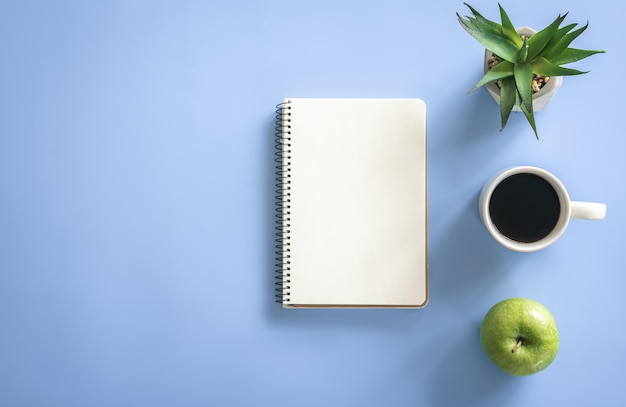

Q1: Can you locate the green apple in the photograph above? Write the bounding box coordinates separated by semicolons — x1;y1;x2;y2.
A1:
480;298;559;376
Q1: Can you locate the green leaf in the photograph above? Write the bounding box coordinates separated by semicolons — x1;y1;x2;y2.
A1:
531;57;588;76
514;62;534;112
548;48;605;65
498;4;522;47
519;94;538;139
540;23;578;56
544;22;590;60
499;77;516;131
527;13;568;61
462;3;502;32
469;60;514;93
457;5;519;62
518;36;529;63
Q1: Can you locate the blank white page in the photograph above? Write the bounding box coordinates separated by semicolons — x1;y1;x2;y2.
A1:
282;98;427;308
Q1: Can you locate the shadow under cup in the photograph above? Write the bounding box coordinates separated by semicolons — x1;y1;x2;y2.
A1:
479;167;575;252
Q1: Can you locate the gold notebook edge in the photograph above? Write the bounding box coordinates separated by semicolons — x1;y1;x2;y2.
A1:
284;302;428;309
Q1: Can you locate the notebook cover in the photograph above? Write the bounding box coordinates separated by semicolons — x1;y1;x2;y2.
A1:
278;98;428;308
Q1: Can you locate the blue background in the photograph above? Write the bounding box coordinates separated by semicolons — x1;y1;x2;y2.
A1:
1;1;623;406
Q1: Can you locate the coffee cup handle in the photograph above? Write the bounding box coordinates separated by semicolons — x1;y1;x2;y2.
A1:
570;201;606;220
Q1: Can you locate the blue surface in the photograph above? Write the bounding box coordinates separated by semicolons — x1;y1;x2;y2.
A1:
1;1;623;406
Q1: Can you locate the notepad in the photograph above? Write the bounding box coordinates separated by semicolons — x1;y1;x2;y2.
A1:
275;98;428;308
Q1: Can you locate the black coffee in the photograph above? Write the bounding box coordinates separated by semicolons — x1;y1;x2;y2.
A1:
489;173;561;243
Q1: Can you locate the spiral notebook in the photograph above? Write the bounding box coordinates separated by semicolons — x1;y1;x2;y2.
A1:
275;98;428;308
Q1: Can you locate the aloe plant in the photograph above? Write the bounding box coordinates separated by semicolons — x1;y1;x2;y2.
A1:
457;3;604;138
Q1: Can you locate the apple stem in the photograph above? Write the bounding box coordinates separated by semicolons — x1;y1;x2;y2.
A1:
511;339;523;353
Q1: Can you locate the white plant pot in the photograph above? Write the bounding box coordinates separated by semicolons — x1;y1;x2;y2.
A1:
483;27;562;112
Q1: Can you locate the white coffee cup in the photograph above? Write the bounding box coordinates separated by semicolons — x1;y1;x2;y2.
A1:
479;166;606;252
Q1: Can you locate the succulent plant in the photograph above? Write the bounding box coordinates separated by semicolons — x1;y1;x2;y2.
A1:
457;3;605;138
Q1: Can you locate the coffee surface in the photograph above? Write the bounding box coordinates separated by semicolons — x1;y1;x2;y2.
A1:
489;173;560;243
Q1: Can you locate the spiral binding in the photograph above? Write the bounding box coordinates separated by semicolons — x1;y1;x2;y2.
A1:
275;100;292;304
